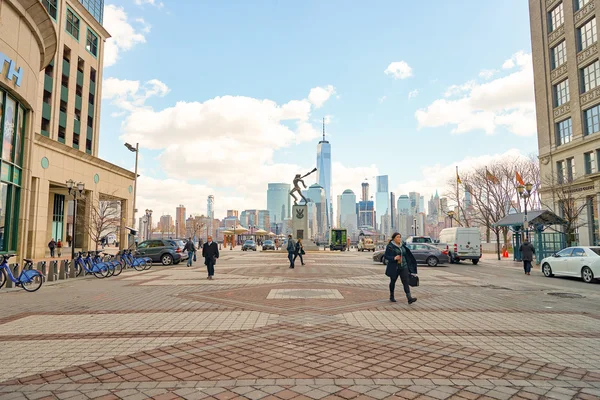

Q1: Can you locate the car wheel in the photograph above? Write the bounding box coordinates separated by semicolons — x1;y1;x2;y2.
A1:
472;259;479;265
542;263;553;277
582;266;594;283
426;256;439;267
161;254;173;265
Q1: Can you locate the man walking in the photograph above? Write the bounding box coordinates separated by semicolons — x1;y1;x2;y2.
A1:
287;234;296;269
48;238;56;258
519;238;535;275
184;237;196;267
202;235;219;280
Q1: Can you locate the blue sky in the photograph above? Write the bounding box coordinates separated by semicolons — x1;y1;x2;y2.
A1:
100;0;538;218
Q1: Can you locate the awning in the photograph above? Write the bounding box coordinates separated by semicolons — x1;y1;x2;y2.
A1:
493;210;567;228
254;229;268;235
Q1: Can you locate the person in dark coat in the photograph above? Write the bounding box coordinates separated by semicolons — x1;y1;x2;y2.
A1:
286;235;296;268
384;232;418;304
202;235;219;280
48;239;56;258
184;237;196;267
519;238;535;275
294;238;305;266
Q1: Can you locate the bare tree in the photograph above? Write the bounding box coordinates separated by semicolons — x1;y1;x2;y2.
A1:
186;216;206;240
443;177;471;227
87;199;121;251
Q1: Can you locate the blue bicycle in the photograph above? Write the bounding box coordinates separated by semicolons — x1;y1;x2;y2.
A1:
120;249;151;271
73;252;109;278
0;254;43;292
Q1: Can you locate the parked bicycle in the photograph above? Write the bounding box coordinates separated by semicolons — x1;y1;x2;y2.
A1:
90;251;122;277
72;252;109;278
120;249;151;271
0;254;43;292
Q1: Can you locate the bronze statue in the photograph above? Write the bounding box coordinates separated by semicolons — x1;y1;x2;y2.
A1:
290;168;317;205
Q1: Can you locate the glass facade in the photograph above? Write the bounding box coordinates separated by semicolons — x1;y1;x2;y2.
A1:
267;183;291;223
78;0;104;25
317;139;332;231
0;89;25;253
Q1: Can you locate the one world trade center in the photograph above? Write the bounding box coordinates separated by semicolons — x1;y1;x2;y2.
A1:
317;119;332;239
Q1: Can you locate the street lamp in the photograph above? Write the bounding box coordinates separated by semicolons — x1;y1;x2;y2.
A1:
517;182;534;240
447;210;455;228
412;217;418;236
67;179;85;260
124;142;139;233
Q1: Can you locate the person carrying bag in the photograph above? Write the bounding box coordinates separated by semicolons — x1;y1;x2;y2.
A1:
384;232;418;304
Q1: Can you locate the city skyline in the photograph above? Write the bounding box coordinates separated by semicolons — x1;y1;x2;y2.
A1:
95;0;537;221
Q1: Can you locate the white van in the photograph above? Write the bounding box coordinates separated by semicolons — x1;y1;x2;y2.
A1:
438;228;482;265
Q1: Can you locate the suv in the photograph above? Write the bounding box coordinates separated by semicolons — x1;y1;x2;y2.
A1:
242;240;257;251
406;236;433;244
135;239;182;265
169;239;189;261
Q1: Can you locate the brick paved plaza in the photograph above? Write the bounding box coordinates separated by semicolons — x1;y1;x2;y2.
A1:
0;251;599;399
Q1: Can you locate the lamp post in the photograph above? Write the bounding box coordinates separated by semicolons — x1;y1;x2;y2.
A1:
517;182;534;240
230;219;234;250
412;217;418;236
67;180;85;260
447;210;455;228
124;142;139;231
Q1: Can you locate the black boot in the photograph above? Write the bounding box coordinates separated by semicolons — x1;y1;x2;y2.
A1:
407;294;417;304
390;294;396;302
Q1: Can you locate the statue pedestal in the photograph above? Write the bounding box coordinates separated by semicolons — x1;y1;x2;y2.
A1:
292;205;319;250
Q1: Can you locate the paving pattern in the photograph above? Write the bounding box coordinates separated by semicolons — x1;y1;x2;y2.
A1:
0;250;599;399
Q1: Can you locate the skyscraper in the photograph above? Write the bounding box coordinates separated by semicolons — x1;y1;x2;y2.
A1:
159;215;173;235
339;189;358;236
317;120;332;234
376;175;389;232
176;205;186;238
78;0;105;24
305;184;327;239
361;182;369;202
207;195;214;237
390;192;396;230
267;183;291;223
419;196;425;215
227;210;239;218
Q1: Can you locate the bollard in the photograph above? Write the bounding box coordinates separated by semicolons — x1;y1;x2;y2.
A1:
58;260;68;280
36;262;47;283
68;260;77;278
48;261;58;281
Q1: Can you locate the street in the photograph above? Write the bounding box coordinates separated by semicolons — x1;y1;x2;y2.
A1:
0;250;599;399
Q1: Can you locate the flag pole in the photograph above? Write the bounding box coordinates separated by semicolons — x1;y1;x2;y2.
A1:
456;166;460;226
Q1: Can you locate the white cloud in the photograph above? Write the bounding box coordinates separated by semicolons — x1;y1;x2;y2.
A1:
479;69;497;80
415;51;535;137
103;5;149;67
134;0;164;8
308;85;336;108
378;96;387;104
408;89;419;100
384;61;413;79
103;78;169;113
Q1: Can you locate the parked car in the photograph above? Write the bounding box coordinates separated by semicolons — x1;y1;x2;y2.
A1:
135;239;182;265
358;237;375;252
438;227;482;264
541;246;600;283
262;240;275;250
406;236;433;244
372;243;449;267
169;239;189;261
242;240;257;251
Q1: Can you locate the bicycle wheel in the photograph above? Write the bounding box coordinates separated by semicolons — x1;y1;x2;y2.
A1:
142;259;152;270
0;269;6;289
105;263;115;278
112;261;123;277
74;261;83;277
21;270;43;292
92;265;109;279
132;260;145;271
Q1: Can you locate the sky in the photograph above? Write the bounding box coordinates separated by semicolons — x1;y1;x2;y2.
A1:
99;0;538;220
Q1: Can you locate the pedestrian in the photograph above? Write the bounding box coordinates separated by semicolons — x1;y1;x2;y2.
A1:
519;237;535;275
57;240;62;257
66;235;72;248
48;238;56;258
294;238;305;266
286;235;296;268
384;232;418;304
184;237;196;267
202;235;219;280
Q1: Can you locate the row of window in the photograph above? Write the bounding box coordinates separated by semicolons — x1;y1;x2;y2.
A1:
550;17;597;71
549;0;592;33
555;149;600;184
41;1;99;57
584;150;600;174
555;102;600;145
552;58;600;107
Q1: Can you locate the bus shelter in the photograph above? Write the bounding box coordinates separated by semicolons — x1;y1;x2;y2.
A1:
493;210;568;264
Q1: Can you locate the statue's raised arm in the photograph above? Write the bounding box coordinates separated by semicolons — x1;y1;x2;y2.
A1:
289;168;317;205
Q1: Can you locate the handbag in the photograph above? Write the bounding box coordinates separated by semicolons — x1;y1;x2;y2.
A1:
409;274;419;287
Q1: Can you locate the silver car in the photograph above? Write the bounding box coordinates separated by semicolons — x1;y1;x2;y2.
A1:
373;243;449;267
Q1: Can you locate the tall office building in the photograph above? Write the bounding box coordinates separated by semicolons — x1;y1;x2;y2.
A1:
339;189;358;236
316;121;332;234
258;210;270;230
397;195;410;214
419;195;425;215
159;215;173;234
408;192;420;216
375;175;389;232
357;200;375;229
227;210;239;218
305;184;327;239
530;0;600;245
267;183;291;224
361;182;369;202
390;192;396;230
175;205;186;238
207;195;214;238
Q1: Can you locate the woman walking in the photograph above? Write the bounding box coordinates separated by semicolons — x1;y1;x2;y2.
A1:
57;240;62;257
294;238;305;266
384;232;418;304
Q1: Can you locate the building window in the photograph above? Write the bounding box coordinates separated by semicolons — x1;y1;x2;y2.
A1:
584;104;600;135
66;8;80;40
90;68;96;83
579;18;597;51
41;0;58;20
552;41;567;69
89;92;95;105
86;29;99;57
554;79;570;106
567;157;575;182
556;118;573;145
557;160;566;183
58;126;66;143
52;194;65;241
73;133;80;148
581;60;600;92
585;151;597;174
577;0;591;11
86;138;92;154
549;3;564;32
